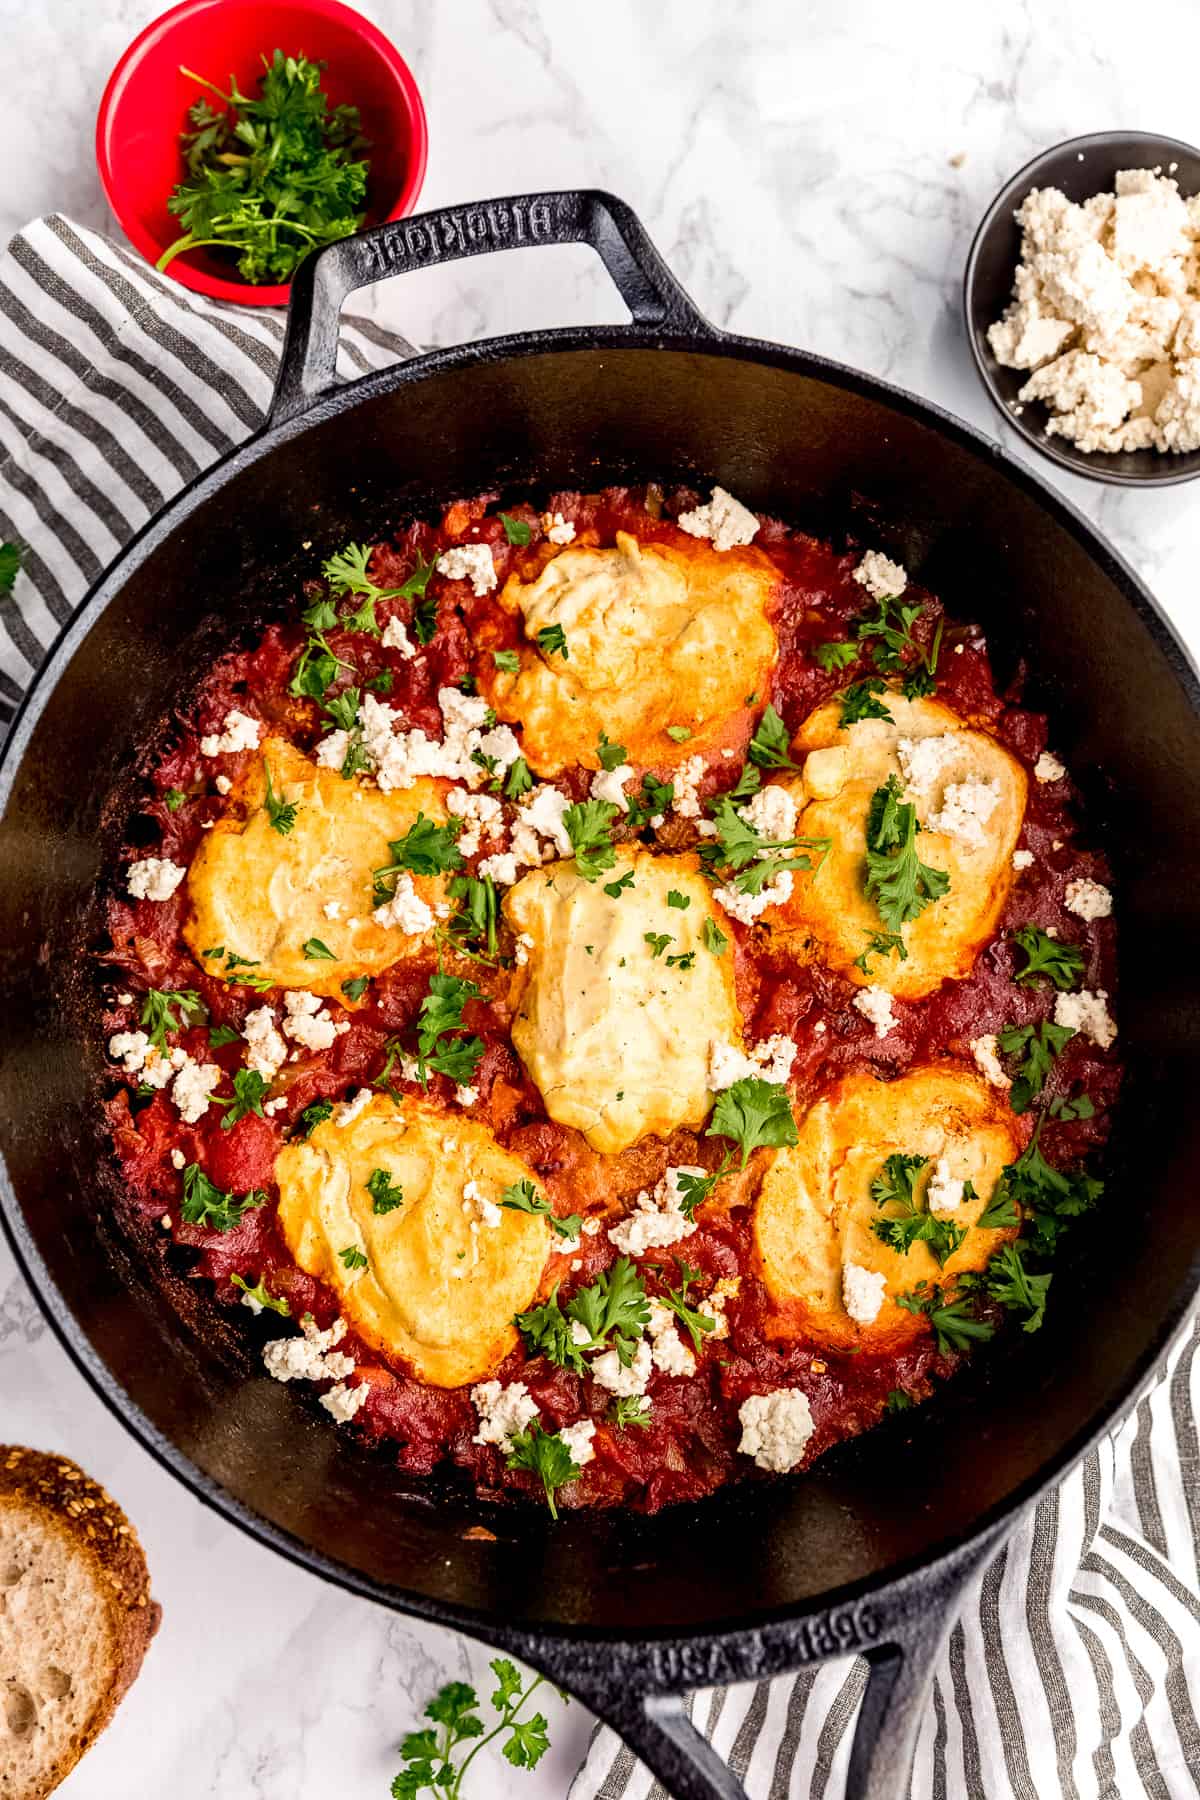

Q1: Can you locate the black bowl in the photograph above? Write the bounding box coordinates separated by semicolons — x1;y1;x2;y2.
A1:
964;130;1200;488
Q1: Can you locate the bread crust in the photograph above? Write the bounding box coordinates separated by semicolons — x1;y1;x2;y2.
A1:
0;1445;160;1798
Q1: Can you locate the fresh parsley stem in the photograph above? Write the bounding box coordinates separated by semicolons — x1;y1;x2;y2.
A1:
452;1676;545;1796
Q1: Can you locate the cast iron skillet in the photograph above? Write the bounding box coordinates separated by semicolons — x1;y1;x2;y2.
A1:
2;191;1200;1800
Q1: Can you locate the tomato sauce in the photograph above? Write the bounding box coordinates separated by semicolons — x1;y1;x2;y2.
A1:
99;486;1119;1515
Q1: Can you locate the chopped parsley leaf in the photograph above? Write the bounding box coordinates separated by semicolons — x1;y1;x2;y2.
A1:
500;1177;582;1241
504;756;534;800
505;1422;582;1518
444;873;501;963
729;763;761;803
211;1067;269;1131
707;1076;798;1166
988;1118;1103;1258
302;937;337;961
895;1281;995;1356
596;730;628;771
854;929;908;974
139;986;202;1052
603;869;636;899
665;724;692;743
626;773;675;830
870;1152;965;1265
262;758;298;835
563;798;619;882
658;1259;716;1353
748;703;799;770
297;1099;333;1138
536;623;569;660
610;1396;651;1430
839;677;892;727
208;1023;240;1047
164;787;186;811
341;975;369;1002
702;793;830;896
884;1388;914;1412
997;1019;1075;1113
1012;926;1085;992
814;640;858;673
863;775;949;933
374;813;463;901
321;686;360;731
181;1164;265;1232
367;1167;404;1214
499;511;532;546
230;1274;289;1316
338;1244;369;1270
665;950;696;969
288;596;353;700
515;1284;585;1373
492;648;520;672
674;1155;731;1219
702;916;730;959
368;668;393;694
983;1240;1051;1333
414;971;485;1086
565;1256;650;1364
644;931;672;958
667;889;691;910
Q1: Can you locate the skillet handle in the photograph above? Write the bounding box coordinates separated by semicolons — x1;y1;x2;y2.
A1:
268;188;718;428
564;1531;1003;1800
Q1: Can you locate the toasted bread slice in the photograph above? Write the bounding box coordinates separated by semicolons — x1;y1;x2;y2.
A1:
0;1447;159;1799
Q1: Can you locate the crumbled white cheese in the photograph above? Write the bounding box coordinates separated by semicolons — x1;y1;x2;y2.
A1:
214;774;232;796
708;1034;797;1091
1012;849;1035;871
714;868;793;925
705;1276;740;1341
676;485;759;551
126;856;187;901
853;550;908;600
1054;988;1117;1050
970;1034;1011;1091
446;786;504;856
514;930;534;967
462;1179;502;1229
243;1005;287;1078
590;1335;653;1397
843;1261;888;1324
544;511;577;545
171;1059;220;1124
454;1085;477;1109
559;1418;597;1468
332;1087;373;1127
1035;751;1066;783
108;1030;153;1077
323;900;343;920
471;1379;540;1451
200;709;261;757
646;1295;696;1377
741;781;797;843
374;873;435;934
926;1156;965;1214
381;616;417;657
263;1315;355;1384
591;763;633;811
436;543;497;596
989;171;1200;457
1065;877;1113;921
607;1165;704;1256
282;990;341;1053
896;732;963;795
517;783;572;856
671;755;708;820
321;1381;368;1423
737;1388;815;1472
928;776;1001;849
854;985;897;1039
479;851;521;887
170;1147;186;1171
326;686;518;797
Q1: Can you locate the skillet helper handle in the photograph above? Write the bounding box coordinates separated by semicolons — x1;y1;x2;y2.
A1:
269;188;717;427
573;1534;1002;1800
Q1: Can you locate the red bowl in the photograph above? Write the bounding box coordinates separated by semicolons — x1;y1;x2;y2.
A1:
96;0;428;307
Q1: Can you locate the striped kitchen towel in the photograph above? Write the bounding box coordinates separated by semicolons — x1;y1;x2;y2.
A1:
1;215;1197;1800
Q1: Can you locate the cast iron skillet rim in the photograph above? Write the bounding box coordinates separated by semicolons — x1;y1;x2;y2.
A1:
2;322;1199;1645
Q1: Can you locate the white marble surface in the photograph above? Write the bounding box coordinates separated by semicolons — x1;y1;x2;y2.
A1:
1;1;1199;1795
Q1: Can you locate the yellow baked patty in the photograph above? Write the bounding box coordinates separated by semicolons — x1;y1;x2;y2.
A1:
182;738;449;998
504;845;743;1154
764;691;1026;998
754;1062;1022;1354
482;532;778;775
274;1095;551;1387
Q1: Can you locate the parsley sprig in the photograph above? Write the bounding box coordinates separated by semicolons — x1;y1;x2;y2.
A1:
180;1164;265;1233
516;1259;650;1371
997;1019;1075;1113
505;1425;586;1520
707;1077;798;1166
158;53;369;286
870;1153;965;1266
288;597;354;700
563;799;620;882
702;795;829;897
854;593;943;698
863;776;950;933
747;704;799;770
263;759;298;835
139;986;203;1052
500;1177;582;1241
413;972;485;1086
658;1260;716;1353
374;814;463;903
1012;926;1085;992
896;1281;996;1356
211;1067;270;1131
443;875;502;964
322;541;430;636
392;1659;560;1797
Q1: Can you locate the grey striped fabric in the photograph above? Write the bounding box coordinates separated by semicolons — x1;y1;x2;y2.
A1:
1;214;1196;1800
